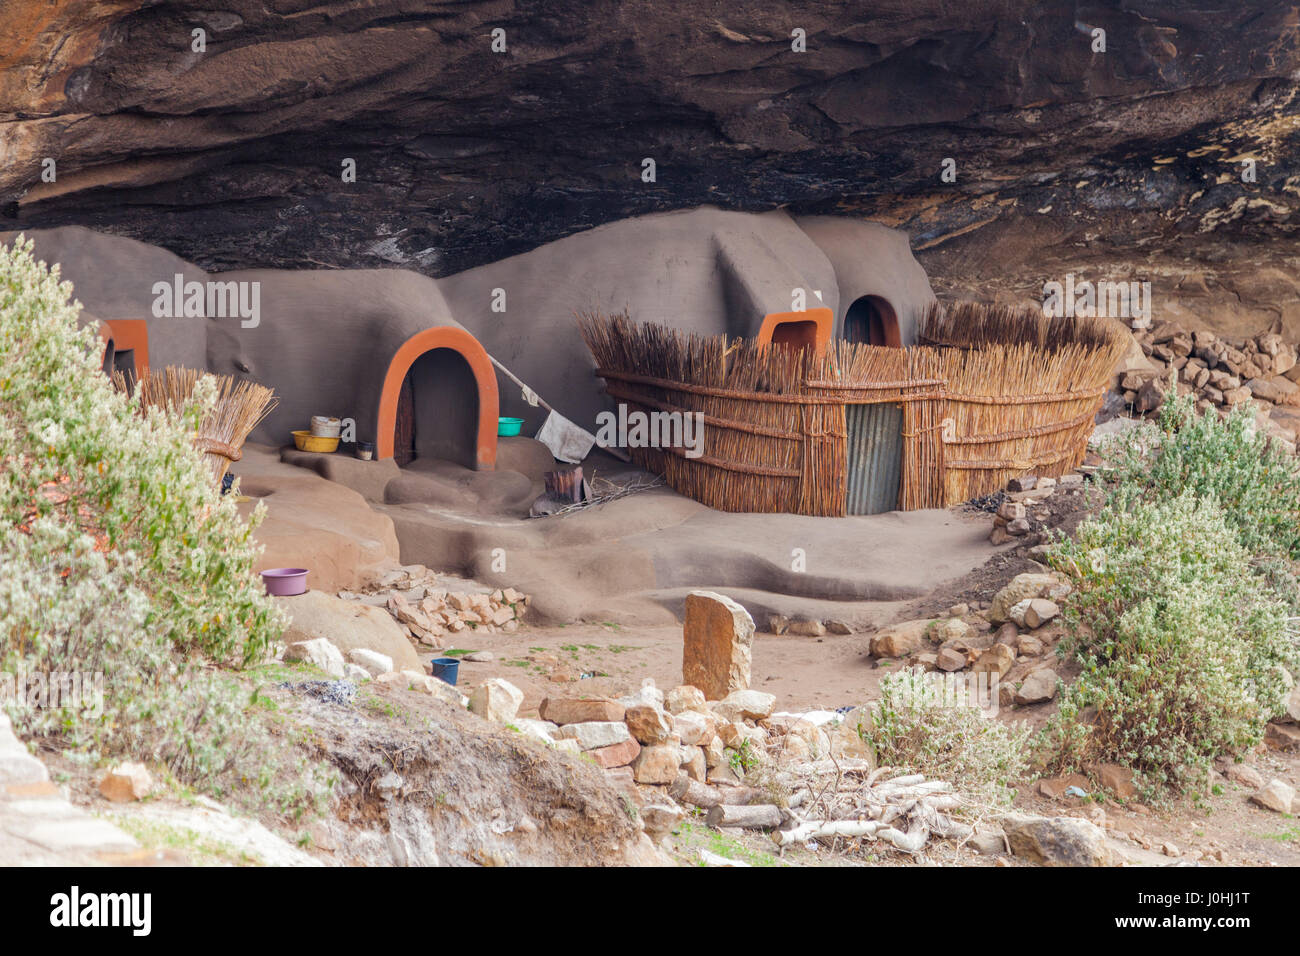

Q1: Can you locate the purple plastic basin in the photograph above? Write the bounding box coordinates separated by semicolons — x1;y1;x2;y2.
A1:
262;567;309;596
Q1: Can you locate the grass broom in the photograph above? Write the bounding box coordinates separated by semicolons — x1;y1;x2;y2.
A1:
112;366;278;484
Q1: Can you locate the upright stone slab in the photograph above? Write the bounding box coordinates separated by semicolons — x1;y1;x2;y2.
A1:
682;590;753;701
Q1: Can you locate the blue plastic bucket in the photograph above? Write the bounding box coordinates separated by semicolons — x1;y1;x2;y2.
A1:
431;657;461;686
498;417;524;437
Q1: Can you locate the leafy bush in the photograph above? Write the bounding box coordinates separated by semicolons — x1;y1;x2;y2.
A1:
1042;491;1296;796
0;236;324;812
868;668;1030;807
1101;394;1300;565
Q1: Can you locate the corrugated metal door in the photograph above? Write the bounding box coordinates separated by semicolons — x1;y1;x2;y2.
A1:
845;403;903;514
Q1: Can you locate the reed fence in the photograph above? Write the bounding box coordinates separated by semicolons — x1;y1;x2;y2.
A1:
579;303;1124;515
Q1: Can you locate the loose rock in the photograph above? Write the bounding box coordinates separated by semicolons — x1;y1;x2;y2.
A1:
1001;813;1112;867
1250;779;1297;814
721;689;776;720
624;704;673;744
539;697;626;725
1009;598;1060;630
989;574;1063;623
665;685;707;714
870;619;933;658
671;710;717;747
98;762;153;803
1014;668;1058;705
557;721;633;751
682;590;754;700
972;643;1015;678
468;678;524;723
346;647;393;677
284;638;346;678
633;744;683;784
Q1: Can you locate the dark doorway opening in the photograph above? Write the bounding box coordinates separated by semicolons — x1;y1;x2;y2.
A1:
844;295;901;347
394;348;480;469
394;375;416;467
769;319;820;352
112;348;136;378
101;341;137;380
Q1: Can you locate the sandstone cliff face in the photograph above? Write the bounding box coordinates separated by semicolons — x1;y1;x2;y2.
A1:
2;2;1299;278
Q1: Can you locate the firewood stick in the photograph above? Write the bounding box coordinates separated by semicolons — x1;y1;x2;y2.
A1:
706;804;782;830
774;820;887;846
669;775;758;809
879;823;930;853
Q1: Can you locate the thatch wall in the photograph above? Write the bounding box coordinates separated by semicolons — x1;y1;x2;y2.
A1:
579;304;1124;515
922;304;1122;503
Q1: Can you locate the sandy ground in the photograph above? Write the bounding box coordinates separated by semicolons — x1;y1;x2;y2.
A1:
380;458;999;626
260;437;999;627
440;620;897;715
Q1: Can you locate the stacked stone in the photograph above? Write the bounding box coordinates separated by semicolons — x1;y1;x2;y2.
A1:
869;572;1074;709
338;564;529;649
988;473;1084;544
1125;322;1300;451
469;591;871;838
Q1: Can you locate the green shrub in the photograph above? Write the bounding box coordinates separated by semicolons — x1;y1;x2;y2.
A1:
1042;491;1296;796
0;236;324;812
1101;394;1300;565
869;668;1029;807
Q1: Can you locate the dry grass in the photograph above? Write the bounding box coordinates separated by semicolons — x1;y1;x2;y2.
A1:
918;300;1119;353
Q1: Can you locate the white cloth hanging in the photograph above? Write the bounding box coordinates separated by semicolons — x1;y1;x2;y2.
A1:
536;411;596;464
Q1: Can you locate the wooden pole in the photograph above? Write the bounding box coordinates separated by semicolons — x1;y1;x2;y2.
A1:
488;354;555;413
489;353;631;462
705;804;782;829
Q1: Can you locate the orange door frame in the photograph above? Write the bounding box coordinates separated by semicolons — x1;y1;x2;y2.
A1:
756;307;833;351
376;327;499;470
96;319;151;379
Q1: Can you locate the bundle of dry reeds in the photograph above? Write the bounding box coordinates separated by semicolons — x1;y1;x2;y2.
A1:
112;366;278;483
918;300;1120;354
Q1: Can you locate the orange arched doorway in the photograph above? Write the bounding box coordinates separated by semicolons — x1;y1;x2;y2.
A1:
376;327;499;470
843;296;901;347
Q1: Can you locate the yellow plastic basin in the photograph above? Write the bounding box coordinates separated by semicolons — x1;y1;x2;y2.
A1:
292;430;340;453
